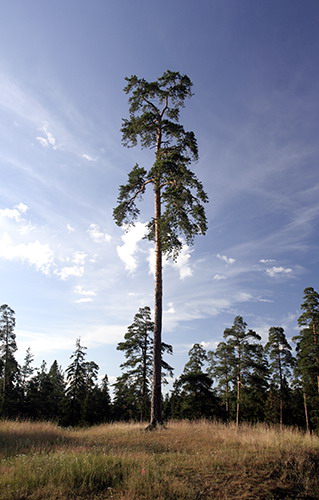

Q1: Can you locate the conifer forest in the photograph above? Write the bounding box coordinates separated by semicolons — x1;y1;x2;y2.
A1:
1;286;319;431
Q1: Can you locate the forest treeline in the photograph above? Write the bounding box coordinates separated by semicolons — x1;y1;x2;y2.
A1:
0;287;319;430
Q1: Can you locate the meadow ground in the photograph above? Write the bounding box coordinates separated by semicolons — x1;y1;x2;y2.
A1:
1;419;319;499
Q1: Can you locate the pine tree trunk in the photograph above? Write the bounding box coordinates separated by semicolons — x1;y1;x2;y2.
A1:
279;352;283;430
236;374;241;429
225;382;229;423
149;186;163;428
303;390;310;433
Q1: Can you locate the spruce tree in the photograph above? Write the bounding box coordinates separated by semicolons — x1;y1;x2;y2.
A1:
114;71;208;428
65;339;98;426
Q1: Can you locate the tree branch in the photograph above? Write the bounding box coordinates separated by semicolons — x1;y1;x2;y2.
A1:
126;178;154;204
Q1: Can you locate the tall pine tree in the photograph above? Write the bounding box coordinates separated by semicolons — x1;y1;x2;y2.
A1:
114;71;208;428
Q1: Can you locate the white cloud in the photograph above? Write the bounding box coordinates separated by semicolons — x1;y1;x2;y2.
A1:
148;244;192;280
213;273;226;281
36;122;58;150
0;202;28;222
72;251;87;265
75;297;93;304
266;266;292;278
165;302;175;314
74;286;96;297
66;224;75;232
259;259;275;264
55;265;84;280
172;245;193;279
36;136;49;148
236;291;254;302
117;222;147;272
0;232;54;274
235;291;274;303
88;223;111;243
217;253;236;265
200;340;219;350
18;221;35;235
82;154;98;162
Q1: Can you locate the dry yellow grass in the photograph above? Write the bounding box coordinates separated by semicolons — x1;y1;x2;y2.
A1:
1;419;319;499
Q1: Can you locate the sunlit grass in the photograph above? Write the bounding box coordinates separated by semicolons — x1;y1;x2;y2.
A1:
1;419;319;499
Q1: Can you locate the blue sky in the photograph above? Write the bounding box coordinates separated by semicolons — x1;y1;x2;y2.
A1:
1;0;319;387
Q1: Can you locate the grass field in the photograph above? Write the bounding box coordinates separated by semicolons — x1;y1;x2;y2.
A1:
1;419;319;499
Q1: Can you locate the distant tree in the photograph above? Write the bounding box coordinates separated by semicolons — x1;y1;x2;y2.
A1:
117;306;153;421
93;374;111;423
112;373;140;421
223;316;261;427
47;360;66;421
241;343;269;423
116;306;173;421
0;304;18;416
64;339;98;426
292;288;319;430
20;347;34;394
113;71;208;428
208;341;235;422
265;327;294;428
297;287;319;394
25;360;65;422
173;344;221;420
16;347;34;417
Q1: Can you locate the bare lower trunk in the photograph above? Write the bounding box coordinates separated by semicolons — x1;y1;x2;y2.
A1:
279;354;283;430
225;382;229;423
279;398;283;431
149;186;163;428
303;390;310;433
236;375;241;429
